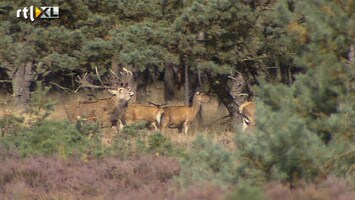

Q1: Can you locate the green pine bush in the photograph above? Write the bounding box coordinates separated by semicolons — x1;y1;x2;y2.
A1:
176;135;237;188
2;120;104;158
235;0;354;186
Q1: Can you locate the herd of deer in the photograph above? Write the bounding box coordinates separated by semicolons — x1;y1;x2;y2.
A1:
64;67;256;135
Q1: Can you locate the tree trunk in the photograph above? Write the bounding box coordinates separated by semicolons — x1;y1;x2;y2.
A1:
12;61;34;109
197;68;202;88
184;60;189;106
164;62;176;102
208;74;241;122
348;45;355;94
229;72;249;106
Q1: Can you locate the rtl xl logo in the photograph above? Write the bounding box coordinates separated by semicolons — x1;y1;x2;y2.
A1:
17;6;59;21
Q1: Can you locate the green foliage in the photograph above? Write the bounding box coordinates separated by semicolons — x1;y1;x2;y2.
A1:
235;109;327;183
120;121;149;138
109;122;182;159
176;135;237;188
2;120;104;158
148;133;174;156
0;118;181;161
111;19;179;71
236;0;355;185
0;114;25;137
28;82;55;120
0;0;285;102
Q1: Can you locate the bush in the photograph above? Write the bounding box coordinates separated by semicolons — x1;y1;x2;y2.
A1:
235;105;327;184
2;120;105;158
233;0;354;186
176;135;237;188
0;113;25;137
108;122;184;159
148;133;174;156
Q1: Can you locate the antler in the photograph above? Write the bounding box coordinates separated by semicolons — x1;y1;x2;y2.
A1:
119;68;133;88
75;67;116;92
75;67;134;92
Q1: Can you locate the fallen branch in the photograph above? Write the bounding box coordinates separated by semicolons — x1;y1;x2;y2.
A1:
49;82;72;94
207;114;232;127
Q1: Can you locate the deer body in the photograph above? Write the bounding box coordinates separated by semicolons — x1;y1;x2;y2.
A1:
161;92;210;135
65;67;134;129
239;101;255;131
66;89;133;128
123;104;164;130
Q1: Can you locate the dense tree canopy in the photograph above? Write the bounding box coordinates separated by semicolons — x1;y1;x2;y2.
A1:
0;0;286;108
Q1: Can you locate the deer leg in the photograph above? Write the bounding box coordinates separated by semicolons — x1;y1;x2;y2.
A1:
178;127;183;134
184;121;189;136
118;119;125;131
161;116;170;134
152;122;158;131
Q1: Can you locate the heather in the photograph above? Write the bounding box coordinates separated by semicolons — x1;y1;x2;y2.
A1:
0;149;354;199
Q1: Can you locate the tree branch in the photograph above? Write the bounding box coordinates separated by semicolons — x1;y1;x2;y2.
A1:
0;80;12;83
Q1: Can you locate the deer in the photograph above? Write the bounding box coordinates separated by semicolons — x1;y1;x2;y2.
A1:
122;103;164;131
161;92;211;135
65;67;134;129
239;101;255;131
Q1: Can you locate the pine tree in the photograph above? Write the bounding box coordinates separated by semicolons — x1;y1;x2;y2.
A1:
0;0;119;108
236;0;354;186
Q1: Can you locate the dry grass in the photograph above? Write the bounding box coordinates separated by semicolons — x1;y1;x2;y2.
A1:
164;129;236;151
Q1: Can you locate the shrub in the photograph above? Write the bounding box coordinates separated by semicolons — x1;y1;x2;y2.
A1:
0;113;25;137
234;0;354;186
1;120;104;158
109;122;183;159
148;133;174;156
176;135;237;188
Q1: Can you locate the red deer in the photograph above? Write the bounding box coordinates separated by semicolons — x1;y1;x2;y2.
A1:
65;67;134;129
239;101;255;131
122;103;164;131
161;92;211;135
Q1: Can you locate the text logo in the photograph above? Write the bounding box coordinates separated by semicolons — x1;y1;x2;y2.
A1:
17;6;59;21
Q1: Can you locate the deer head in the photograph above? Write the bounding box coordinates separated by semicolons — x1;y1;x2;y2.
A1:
239;101;255;131
193;92;211;104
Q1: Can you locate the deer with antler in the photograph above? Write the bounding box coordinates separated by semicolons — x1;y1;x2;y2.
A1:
65;67;134;129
